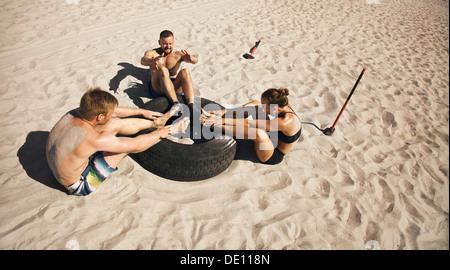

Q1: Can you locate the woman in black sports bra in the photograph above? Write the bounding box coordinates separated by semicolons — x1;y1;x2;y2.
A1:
202;87;302;165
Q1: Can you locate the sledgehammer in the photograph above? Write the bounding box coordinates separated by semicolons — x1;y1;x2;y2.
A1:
322;67;366;136
243;40;261;59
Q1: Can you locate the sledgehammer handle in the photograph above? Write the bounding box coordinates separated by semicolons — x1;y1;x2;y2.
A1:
249;40;261;55
329;67;366;132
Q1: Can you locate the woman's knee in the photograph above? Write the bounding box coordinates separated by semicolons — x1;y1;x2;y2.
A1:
255;128;270;142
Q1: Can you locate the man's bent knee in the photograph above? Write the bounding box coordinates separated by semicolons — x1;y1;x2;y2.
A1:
179;68;191;79
155;66;171;78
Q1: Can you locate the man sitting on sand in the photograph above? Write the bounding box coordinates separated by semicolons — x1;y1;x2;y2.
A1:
46;87;188;196
141;30;198;110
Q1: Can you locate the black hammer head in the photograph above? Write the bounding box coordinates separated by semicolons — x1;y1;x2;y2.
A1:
243;53;254;59
322;127;335;136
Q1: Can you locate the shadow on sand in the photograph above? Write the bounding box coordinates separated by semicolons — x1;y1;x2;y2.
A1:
17;131;67;194
109;62;152;108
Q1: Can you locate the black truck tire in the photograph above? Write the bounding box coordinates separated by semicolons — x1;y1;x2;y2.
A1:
131;96;236;181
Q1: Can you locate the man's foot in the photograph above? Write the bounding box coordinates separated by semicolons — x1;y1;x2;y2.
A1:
200;109;218;127
169;117;190;135
187;102;203;139
169;102;184;118
152;103;184;128
200;114;213;127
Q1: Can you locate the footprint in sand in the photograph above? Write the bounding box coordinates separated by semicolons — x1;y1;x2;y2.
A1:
378;179;395;202
304;178;332;199
377;179;395;213
382;111;397;128
303;97;319;108
402;179;415;196
364;222;380;246
347;203;362;228
399;193;424;223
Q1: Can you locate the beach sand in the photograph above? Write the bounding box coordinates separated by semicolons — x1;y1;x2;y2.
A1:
0;0;448;250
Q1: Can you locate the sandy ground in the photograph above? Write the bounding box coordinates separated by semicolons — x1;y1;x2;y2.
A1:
0;0;448;250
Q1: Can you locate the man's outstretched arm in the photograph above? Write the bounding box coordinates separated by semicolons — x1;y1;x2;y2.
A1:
112;107;162;120
95;126;170;154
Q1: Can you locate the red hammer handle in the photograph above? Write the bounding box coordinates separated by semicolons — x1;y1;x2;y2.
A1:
329;67;366;132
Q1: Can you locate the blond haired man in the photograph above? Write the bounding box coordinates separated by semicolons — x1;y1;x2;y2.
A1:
46;87;187;195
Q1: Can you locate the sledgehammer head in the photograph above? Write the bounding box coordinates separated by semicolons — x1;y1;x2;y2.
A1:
243;40;261;59
322;127;335;136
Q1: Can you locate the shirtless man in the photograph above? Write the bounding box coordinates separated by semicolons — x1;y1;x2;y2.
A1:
46;87;188;196
141;30;198;108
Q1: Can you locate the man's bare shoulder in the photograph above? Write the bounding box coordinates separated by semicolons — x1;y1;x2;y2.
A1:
46;111;89;177
49;110;102;150
145;48;165;57
144;49;160;58
48;110;77;141
172;49;184;57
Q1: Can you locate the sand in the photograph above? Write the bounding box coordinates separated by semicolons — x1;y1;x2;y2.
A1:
0;0;448;250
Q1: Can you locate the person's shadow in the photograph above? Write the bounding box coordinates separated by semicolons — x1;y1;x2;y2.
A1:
109;62;152;107
17;131;68;194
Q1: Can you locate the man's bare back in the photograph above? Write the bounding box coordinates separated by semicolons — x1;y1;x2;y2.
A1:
46;110;96;187
46;88;188;195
